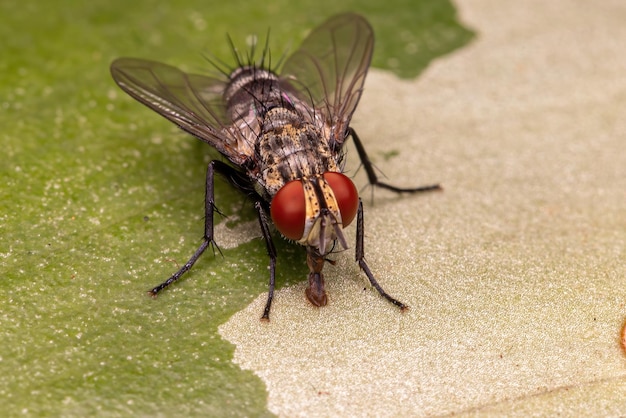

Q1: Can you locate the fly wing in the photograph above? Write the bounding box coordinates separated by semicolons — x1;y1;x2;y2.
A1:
110;58;251;166
280;13;374;150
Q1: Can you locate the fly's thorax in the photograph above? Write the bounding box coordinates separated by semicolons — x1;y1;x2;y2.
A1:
257;110;339;197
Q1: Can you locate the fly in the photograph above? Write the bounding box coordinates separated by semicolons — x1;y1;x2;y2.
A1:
110;13;441;320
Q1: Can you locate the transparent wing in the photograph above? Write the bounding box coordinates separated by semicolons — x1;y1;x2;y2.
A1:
280;13;374;148
110;58;251;166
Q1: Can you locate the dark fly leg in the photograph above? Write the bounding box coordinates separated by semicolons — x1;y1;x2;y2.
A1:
355;199;408;310
149;160;247;296
254;201;278;321
348;127;442;193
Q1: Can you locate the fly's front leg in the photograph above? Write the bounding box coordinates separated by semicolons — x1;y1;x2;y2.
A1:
148;160;237;296
348;127;442;193
355;199;408;311
255;201;277;321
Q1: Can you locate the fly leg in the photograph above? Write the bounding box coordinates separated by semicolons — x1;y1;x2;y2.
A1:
348;127;442;193
254;201;278;321
148;160;246;296
355;199;408;310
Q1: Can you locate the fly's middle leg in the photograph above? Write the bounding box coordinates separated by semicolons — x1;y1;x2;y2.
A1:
148;160;242;297
348;127;442;194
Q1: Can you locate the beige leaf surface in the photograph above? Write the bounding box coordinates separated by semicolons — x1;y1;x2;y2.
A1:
219;0;626;416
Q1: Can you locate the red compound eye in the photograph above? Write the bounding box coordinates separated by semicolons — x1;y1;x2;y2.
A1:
324;172;359;227
270;180;306;240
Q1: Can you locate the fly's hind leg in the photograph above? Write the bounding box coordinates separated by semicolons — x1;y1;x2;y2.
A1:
148;160;248;296
348;127;442;194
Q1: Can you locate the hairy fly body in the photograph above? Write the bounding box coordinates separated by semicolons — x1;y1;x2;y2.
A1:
110;13;440;320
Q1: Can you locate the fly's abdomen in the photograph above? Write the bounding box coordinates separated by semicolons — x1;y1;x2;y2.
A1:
224;66;279;116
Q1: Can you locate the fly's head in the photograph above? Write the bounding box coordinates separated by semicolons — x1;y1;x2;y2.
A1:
270;173;359;256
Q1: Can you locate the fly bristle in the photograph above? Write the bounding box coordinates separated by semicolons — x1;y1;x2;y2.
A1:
203;28;291;79
201;52;232;78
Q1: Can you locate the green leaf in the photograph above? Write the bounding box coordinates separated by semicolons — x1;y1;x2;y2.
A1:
0;0;473;415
